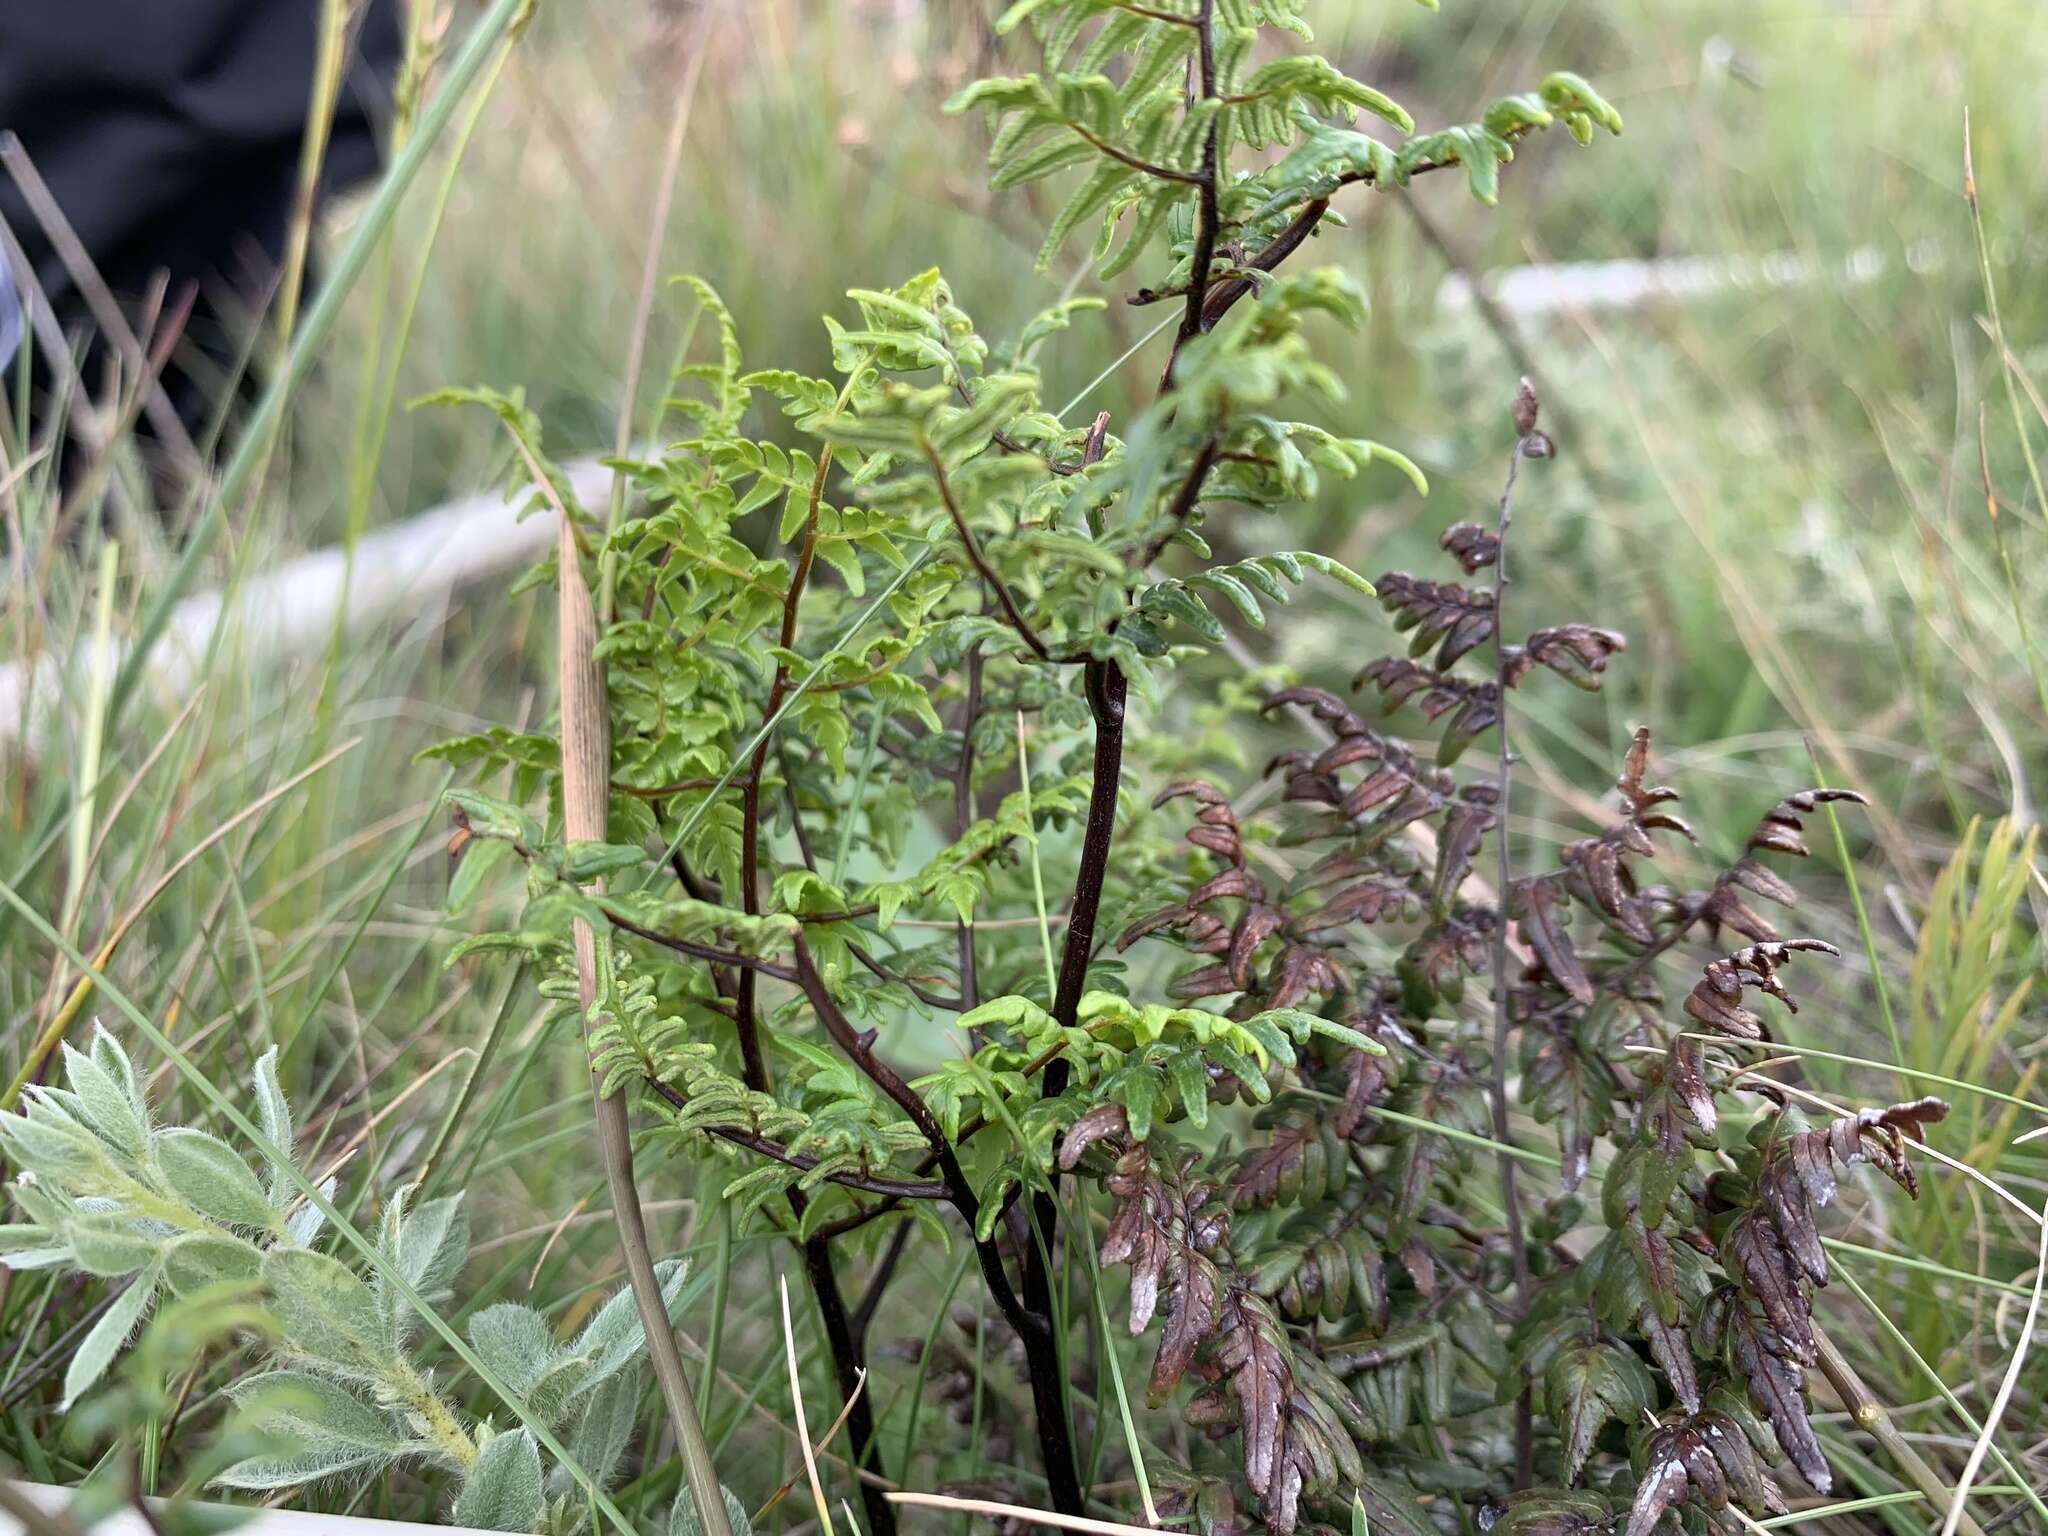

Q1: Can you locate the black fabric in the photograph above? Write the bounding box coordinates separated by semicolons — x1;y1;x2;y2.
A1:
0;0;401;423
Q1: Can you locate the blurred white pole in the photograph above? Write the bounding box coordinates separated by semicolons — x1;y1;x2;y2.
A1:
0;238;1966;756
0;1480;463;1536
1435;241;1938;318
0;456;612;752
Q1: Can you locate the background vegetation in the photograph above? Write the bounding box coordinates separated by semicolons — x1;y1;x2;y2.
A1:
3;0;2044;1532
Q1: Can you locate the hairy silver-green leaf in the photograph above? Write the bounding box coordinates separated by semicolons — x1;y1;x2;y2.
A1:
212;1442;397;1492
470;1303;566;1411
67;1210;162;1277
62;1264;160;1408
669;1480;753;1536
564;1371;641;1492
262;1246;396;1380
250;1046;297;1203
220;1369;421;1489
0;1223;71;1270
154;1127;275;1229
454;1428;545;1533
559;1258;690;1401
61;1040;149;1159
164;1230;264;1296
1;1098;117;1186
375;1190;469;1346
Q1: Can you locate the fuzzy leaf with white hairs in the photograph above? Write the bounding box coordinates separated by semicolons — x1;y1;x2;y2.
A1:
250;1046;298;1203
217;1371;422;1490
60;1040;148;1159
374;1190;469;1347
163;1231;263;1297
454;1429;545;1533
154;1128;275;1230
62;1266;159;1408
669;1481;753;1536
262;1247;397;1383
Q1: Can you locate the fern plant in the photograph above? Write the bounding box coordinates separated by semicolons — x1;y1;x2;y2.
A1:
232;3;1962;1534
414;1;1630;1525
